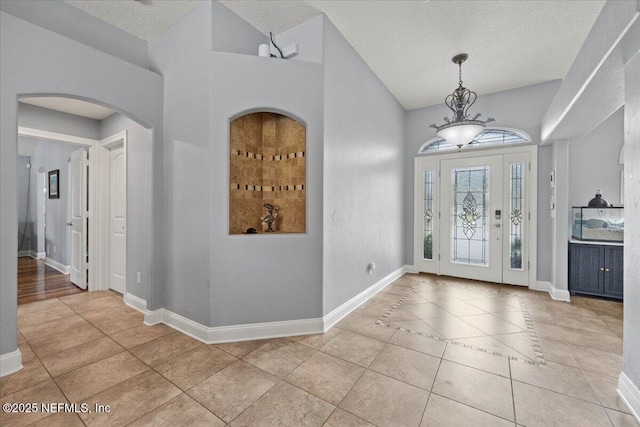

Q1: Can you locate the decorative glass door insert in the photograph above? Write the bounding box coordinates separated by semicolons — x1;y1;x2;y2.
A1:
423;170;434;260
451;166;490;266
509;163;524;270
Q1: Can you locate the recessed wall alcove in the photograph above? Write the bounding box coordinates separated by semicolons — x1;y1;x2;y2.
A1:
229;112;306;234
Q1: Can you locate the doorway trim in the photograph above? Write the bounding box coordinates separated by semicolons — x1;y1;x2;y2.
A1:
414;144;538;288
16;127;128;292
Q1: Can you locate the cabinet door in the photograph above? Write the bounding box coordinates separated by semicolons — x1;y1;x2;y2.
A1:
604;246;624;298
569;244;604;294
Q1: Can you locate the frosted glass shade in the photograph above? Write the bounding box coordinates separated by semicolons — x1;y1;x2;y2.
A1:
437;123;485;147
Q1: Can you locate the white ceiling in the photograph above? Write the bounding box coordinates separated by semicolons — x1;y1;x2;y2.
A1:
65;0;606;111
20;97;116;120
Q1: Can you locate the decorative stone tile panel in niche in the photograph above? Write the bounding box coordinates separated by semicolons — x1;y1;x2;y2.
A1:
232;149;305;161
229;112;306;234
232;184;305;191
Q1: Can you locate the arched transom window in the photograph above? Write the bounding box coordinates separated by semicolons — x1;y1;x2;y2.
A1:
418;128;532;154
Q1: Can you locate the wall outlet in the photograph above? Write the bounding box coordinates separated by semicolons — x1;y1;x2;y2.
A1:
137;272;141;284
367;262;376;275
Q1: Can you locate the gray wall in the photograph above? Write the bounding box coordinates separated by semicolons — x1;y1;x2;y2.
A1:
623;49;640;402
209;52;325;325
322;17;406;314
0;0;148;69
537;145;554;282
569;107;624;207
211;1;267;56
404;81;562;282
16;156;31;252
100;114;153;300
273;14;324;64
1;10;163;357
18;103;101;140
148;1;212;325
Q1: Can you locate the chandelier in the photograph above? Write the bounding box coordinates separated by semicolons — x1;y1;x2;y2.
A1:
430;53;494;150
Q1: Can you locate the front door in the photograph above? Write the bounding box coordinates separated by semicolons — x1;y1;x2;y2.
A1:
414;147;534;286
441;155;503;282
69;148;87;289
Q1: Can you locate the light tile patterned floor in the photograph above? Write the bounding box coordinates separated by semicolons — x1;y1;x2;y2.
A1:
0;275;637;427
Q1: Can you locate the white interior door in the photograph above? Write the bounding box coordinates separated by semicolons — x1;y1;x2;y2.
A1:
109;145;126;294
69;148;87;289
440;156;503;282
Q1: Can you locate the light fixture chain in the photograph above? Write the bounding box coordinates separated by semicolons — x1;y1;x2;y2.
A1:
459;61;463;87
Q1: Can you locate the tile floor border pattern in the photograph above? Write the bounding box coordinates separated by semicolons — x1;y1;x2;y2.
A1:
375;278;547;366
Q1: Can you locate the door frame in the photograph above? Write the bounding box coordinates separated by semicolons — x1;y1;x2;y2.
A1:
17;126;127;292
414;144;538;288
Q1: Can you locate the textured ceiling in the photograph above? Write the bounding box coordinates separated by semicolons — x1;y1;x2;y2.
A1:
65;0;202;41
65;0;605;111
20;97;116;120
226;0;606;110
219;0;321;35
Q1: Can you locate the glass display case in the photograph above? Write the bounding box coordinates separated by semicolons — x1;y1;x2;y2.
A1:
572;206;624;242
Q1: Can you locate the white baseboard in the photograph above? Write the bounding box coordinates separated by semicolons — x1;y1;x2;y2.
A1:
143;307;324;344
531;280;551;292
0;349;23;377
134;265;409;345
322;264;410;331
17;250;45;259
404;264;418;274
44;257;70;275
144;308;164;326
548;283;571;302
124;292;147;313
618;372;640;423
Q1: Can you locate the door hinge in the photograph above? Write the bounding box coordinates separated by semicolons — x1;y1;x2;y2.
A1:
438;254;441;261
528;260;530;269
528;212;531;220
438;212;441;219
528;162;531;171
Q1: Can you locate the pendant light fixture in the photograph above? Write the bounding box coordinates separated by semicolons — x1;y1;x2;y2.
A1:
430;53;494;150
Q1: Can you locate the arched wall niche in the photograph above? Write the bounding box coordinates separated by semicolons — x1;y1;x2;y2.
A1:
229;111;306;234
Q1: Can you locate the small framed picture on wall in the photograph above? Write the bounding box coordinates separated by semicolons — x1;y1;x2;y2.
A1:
48;169;60;199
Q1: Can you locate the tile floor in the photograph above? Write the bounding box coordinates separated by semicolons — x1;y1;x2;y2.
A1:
1;274;637;427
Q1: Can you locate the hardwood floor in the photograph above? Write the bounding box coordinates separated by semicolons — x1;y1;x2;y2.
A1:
17;257;84;305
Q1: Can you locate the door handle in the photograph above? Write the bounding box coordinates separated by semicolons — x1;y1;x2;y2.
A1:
66;222;72;226
494;223;501;228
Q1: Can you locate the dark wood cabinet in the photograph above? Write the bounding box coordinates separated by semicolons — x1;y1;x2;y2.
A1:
569;242;623;300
